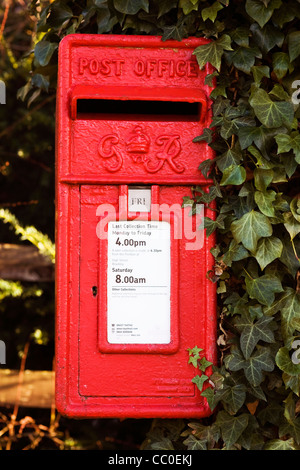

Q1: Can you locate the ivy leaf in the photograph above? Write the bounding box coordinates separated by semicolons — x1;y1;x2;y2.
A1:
280;154;297;179
270;167;287;184
245;0;281;28
216;411;249;448
200;387;217;411
162;22;187;41
198;159;214;179
146;420;185;448
231;27;250;47
231;210;273;252
218;117;238;139
251;65;270;85
238;126;265;150
198;357;213;372
210;84;227;100
264;439;295;450
264;287;300;342
201;1;223;22
250;23;284;54
254;190;276;217
229;46;261;74
47;3;73;28
220;164;247;186
225;347;246;372
283;212;300;240
254;236;283;270
151;438;175;450
282;373;300;397
238;413;261;442
195;185;221;204
192;374;209;391
258;402;284;427
183;434;207;450
187;345;203;367
269;83;290;101
280;394;300;444
238;126;280;158
193;128;213;144
271;0;299;27
216;147;242;171
212;96;230;116
275;132;300;163
36;4;51;31
272;52;292;79
244;348;275;386
253;168;274;191
236;314;276;359
219;384;247;414
279;288;300;342
193;35;233;72
205;71;218;86
34;41;58;67
97;7;118;33
204;214;227;237
187;345;203;356
186;421;220;447
245;273;283;306
17;81;33;102
179;0;198;15
288;31;300;62
280;235;300;277
113;0;149;14
250;88;294;128
31;73;50;92
222;239;249;267
157;0;178;18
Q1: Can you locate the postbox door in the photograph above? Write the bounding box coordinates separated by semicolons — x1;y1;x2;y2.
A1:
76;184;215;406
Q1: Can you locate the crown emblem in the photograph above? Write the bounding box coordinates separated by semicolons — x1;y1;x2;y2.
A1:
126;126;150;158
98;128;184;174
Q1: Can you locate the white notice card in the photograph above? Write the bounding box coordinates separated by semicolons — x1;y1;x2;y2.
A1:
107;220;171;344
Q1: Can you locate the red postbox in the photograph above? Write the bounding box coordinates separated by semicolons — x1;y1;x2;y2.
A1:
55;34;216;418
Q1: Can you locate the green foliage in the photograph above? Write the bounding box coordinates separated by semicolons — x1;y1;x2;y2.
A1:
0;209;55;262
0;280;43;301
7;0;300;450
0;0;56;374
188;346;213;391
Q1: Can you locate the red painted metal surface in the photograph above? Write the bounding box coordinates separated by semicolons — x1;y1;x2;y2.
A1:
55;34;217;418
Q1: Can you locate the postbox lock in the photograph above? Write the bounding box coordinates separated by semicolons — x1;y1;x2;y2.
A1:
92;286;98;297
